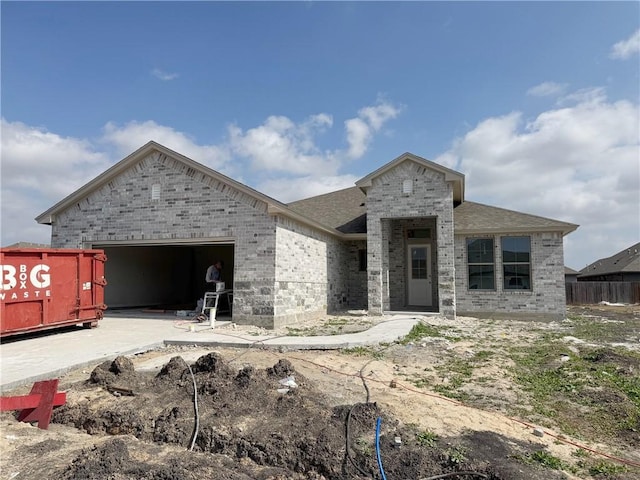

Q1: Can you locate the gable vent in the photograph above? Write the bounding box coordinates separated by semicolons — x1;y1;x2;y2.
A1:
402;179;414;195
151;183;161;201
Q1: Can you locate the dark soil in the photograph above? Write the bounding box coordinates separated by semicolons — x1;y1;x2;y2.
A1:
47;353;570;479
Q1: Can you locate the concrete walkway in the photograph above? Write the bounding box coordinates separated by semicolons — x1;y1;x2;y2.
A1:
0;313;423;392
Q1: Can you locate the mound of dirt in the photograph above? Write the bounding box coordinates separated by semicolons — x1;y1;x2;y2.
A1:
43;351;573;479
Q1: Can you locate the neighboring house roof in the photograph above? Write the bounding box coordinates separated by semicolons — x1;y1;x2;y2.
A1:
287;187;367;233
453;201;578;236
355;152;465;203
579;242;640;278
2;242;50;249
565;266;579;275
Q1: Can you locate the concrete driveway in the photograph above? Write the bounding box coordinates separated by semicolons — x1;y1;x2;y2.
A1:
0;312;422;392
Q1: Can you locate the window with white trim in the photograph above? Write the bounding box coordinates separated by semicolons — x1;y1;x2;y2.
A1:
467;238;495;290
502;236;531;290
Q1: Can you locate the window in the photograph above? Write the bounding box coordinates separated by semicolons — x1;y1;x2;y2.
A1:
467;238;495;289
411;247;428;279
358;249;367;272
407;228;431;239
502;236;531;290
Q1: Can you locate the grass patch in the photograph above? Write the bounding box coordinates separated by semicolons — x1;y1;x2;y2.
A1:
432;385;470;401
508;340;640;442
429;352;497;401
324;317;349;326
354;436;373;457
528;451;567;470
285;326;317;336
416;430;438;448
340;346;384;359
400;323;444;344
587;460;628;476
445;445;468;466
565;311;637;344
514;450;575;472
408;377;431;389
399;322;462;344
473;350;494;362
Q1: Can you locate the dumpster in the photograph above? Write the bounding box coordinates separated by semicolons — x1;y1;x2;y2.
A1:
0;248;107;337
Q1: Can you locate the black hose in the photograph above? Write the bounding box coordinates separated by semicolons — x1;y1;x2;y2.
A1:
345;402;373;478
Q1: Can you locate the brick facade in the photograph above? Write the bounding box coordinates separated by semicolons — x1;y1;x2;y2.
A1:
51;151;282;327
363;160;456;318
271;217;355;328
43;144;573;327
454;232;566;320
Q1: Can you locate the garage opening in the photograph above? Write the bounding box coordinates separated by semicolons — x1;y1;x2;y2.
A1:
90;242;234;311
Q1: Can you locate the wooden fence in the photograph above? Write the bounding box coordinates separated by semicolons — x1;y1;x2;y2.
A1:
566;281;640;305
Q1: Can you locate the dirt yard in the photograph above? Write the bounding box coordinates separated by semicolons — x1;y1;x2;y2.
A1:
1;304;638;479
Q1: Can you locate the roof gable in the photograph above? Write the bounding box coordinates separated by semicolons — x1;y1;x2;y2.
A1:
355;152;465;203
35;141;290;225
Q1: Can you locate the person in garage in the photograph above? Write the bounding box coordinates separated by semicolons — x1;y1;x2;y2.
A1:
205;260;224;289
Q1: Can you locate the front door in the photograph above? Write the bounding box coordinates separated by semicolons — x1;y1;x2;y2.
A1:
407;244;432;306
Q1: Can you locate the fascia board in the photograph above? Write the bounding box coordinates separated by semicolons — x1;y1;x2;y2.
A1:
455;224;579;236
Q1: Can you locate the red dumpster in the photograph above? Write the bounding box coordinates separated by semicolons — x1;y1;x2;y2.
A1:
0;248;107;337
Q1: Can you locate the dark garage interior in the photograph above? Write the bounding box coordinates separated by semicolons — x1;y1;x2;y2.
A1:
93;243;234;310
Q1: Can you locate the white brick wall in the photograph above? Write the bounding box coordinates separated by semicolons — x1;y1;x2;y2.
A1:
50;149;568;325
365;160;456;317
272;216;359;327
454;232;566;320
51;151;281;326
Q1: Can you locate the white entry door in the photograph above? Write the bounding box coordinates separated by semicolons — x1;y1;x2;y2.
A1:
407;245;432;306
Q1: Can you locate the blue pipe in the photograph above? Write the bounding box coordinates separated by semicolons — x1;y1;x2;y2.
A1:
375;417;388;480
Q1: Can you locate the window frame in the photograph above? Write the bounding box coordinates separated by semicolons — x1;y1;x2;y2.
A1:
466;237;495;290
358;249;367;272
501;236;532;291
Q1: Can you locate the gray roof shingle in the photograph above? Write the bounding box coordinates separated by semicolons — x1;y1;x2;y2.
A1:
287;187;367;233
288;190;577;236
579;242;640;277
453;201;578;235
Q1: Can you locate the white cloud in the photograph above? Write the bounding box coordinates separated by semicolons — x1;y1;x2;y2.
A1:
345;117;371;159
345;99;403;159
102;120;231;172
610;29;640;60
1;119;110;200
228;98;403;174
556;87;607;106
0;119;112;246
151;68;179;81
526;81;568;97
436;89;640;269
228;113;337;175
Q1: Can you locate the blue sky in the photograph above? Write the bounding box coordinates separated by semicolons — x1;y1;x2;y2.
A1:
2;1;639;270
